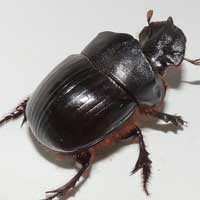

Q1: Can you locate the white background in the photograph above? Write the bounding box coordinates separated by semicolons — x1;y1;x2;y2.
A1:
0;0;200;200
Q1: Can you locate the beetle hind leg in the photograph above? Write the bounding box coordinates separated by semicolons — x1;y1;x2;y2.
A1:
129;126;152;195
0;97;29;126
44;151;91;200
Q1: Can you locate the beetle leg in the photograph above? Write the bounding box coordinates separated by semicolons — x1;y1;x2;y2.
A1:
44;151;91;200
130;126;152;195
150;111;187;127
0;97;29;126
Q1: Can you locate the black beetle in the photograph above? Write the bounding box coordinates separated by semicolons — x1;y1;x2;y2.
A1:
0;10;199;200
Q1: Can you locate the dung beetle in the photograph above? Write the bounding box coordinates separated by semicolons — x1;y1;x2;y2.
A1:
0;10;199;200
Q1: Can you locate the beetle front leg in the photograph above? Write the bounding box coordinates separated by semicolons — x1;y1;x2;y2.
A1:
150;111;187;127
44;151;91;200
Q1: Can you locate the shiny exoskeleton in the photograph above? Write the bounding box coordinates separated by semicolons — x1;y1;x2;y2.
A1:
0;10;199;200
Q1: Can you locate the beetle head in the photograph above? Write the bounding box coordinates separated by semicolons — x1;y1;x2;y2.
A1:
139;11;186;75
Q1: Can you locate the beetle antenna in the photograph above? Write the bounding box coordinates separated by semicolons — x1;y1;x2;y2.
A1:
147;10;153;25
184;57;200;65
182;80;200;85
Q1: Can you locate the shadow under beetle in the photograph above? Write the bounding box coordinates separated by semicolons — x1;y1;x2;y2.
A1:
0;10;199;200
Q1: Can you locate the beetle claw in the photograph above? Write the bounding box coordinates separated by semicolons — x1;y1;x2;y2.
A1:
44;181;76;200
167;115;187;127
150;112;187;128
44;191;63;200
44;152;91;200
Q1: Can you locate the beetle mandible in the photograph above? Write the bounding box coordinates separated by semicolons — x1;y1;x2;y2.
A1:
0;10;199;200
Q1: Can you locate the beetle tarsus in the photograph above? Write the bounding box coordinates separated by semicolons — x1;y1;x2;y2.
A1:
130;126;152;196
0;97;30;126
151;112;187;127
44;151;91;200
